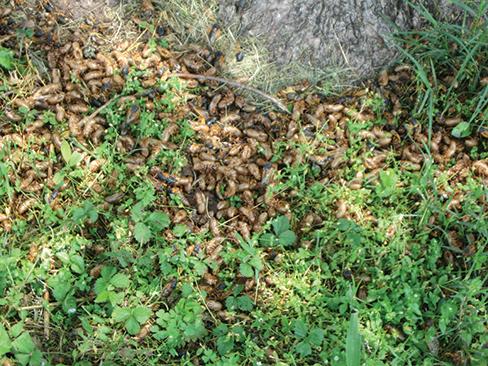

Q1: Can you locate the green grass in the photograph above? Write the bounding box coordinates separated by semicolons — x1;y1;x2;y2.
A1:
0;1;487;366
393;0;488;135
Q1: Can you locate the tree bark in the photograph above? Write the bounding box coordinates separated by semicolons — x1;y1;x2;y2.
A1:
219;0;457;80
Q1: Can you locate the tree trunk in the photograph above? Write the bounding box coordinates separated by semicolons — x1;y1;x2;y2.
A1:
219;0;456;81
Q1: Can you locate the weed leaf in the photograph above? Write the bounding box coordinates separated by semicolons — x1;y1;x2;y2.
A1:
295;341;312;357
134;222;152;244
125;316;140;335
278;230;296;246
272;215;290;234
110;273;130;288
12;332;36;354
236;295;254;311
133;306;152;323
308;328;325;346
60;141;72;164
146;212;170;231
239;262;254;278
0;47;14;70
0;324;11;356
294;319;308;338
451;121;471;138
112;307;131;322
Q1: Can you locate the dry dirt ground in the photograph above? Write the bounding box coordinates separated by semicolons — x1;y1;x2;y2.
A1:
51;0;120;21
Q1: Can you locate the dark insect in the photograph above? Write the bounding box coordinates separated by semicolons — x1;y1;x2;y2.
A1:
212;50;224;67
101;81;112;91
48;190;59;203
34;27;43;37
236;0;247;12
156;25;166;37
155;172;176;186
342;269;353;280
235;51;244;62
120;104;140;135
90;97;104;108
208;24;220;44
162;278;177;297
206;117;218;126
43;2;53;12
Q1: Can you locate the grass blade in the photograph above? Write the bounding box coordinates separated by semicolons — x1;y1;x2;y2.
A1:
346;312;361;366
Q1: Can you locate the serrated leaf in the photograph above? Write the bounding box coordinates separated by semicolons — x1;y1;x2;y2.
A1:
213;324;228;337
295;341;312;357
112;307;132;322
217;336;234;355
236;295;254;312
184;321;207;339
130;202;145;222
10;322;24;338
108;291;124;306
272;215;290;235
94;276;109;295
337;218;353;231
0;324;11;356
125;316;140;335
346;312;361;366
69;151;83;166
259;233;276;247
294;319;308;339
225;296;237;311
181;282;193;297
173;224;188;237
377;169;398;197
15;353;30;366
308;328;324;346
12;332;35;354
278;230;296;247
134;222;152;244
94;290;109;303
110;273;130;288
60;140;72;164
248;256;263;272
53;171;65;186
194;261;207;276
451;121;471;138
146;211;170;231
29;349;43;366
101;266;117;280
0;47;14;70
239;262;254;278
47;269;72;301
70;254;85;274
132;306;152;323
18;106;29;114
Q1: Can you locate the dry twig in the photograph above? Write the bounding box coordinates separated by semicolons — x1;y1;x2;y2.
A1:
169;72;290;114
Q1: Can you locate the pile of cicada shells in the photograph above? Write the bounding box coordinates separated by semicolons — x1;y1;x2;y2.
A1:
1;2;487;256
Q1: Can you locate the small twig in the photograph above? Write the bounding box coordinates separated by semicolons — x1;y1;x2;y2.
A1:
78;96;119;125
18;302;59;311
0;35;14;44
43;288;50;340
169;72;290;114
